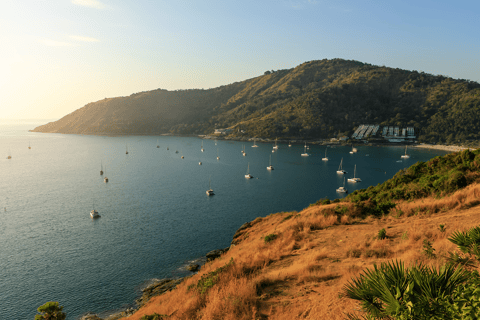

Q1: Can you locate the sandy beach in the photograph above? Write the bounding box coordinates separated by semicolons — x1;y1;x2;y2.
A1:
413;144;474;152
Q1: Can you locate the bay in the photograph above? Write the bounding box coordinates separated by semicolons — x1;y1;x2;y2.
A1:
0;121;449;319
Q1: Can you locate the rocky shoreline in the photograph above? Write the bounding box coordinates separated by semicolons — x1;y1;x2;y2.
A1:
79;247;231;320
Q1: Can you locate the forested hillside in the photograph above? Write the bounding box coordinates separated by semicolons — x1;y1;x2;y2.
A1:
32;59;480;144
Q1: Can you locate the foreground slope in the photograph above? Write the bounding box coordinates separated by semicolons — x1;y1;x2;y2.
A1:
32;59;480;143
118;149;480;319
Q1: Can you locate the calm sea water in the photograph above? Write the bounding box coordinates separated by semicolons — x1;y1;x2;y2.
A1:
0;121;449;319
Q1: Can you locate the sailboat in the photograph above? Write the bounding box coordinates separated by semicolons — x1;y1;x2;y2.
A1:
336;177;348;193
301;143;309;157
245;162;253;179
267;154;274;170
322;149;329;161
273;138;278;150
336;158;347;174
201;140;204;152
90;202;100;219
6;149;11;159
104;165;109;183
126;144;129;155
100;161;103;175
349;145;357;154
217;148;220;160
252;139;258;147
401;146;410;159
348;164;361;182
288;141;292;147
242;145;246;156
167;146;169;150
215;139;217;146
206;176;215;196
28;141;31;150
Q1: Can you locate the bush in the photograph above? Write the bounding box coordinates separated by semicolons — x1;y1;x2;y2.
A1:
422;239;436;258
34;302;66;320
140;313;167;320
264;234;278;243
377;228;387;240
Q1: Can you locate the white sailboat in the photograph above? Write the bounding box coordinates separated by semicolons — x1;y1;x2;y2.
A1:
336;177;348;193
301;143;309;157
242;145;246;156
348;164;361;182
349;145;357;154
201;140;204;152
267;154;274;170
217;148;220;160
401;146;410;158
104;165;109;183
322;149;329;161
90;202;100;219
252;139;258;147
273;138;278;150
288;141;292;147
336;158;347;174
206;176;215;196
245;162;253;179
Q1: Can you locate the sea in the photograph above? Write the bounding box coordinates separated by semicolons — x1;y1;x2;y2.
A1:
0;120;450;319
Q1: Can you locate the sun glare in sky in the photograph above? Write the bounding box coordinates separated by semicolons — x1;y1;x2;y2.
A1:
1;0;479;120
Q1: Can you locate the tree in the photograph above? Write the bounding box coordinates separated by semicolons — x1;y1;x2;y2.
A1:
34;302;66;320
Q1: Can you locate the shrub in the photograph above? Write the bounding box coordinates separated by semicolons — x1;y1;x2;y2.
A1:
34;302;66;320
264;234;278;243
422;239;436;258
194;258;234;295
438;224;446;232
377;228;387;240
140;313;167;320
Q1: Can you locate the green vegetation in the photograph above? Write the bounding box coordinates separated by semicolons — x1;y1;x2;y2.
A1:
34;302;66;320
32;59;480;144
344;225;480;319
422;239;436;259
264;234;278;243
377;228;387;240
189;258;234;295
345;149;480;216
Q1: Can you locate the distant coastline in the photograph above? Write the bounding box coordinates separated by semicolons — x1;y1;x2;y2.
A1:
412;143;472;152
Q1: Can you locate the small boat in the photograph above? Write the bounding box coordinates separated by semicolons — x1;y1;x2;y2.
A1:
288;141;292;147
156;139;160;148
7;149;11;159
401;146;410;159
349;145;357;154
252;139;258;148
206;176;215;196
199;161;202;165
216;148;220;160
242;145;246;156
267;154;274;170
245;162;253;179
167;147;169;150
181;156;184;159
90;209;100;219
336;158;347;174
348;164;361;183
322;149;328;161
336;177;348;193
175;150;179;153
301;143;309;157
104;165;108;183
100;161;103;175
126;144;129;155
28;141;31;150
201;140;204;152
215;139;217;146
273;138;278;150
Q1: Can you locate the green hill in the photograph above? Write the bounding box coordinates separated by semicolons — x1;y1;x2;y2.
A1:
32;59;480;144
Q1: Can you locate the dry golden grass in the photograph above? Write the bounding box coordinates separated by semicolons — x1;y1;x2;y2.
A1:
121;183;480;320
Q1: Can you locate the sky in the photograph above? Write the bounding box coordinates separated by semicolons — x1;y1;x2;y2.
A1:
1;0;479;120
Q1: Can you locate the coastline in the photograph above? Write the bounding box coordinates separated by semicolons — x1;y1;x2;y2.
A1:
412;143;473;152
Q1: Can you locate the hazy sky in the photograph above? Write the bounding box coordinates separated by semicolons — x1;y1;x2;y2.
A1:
1;0;479;120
